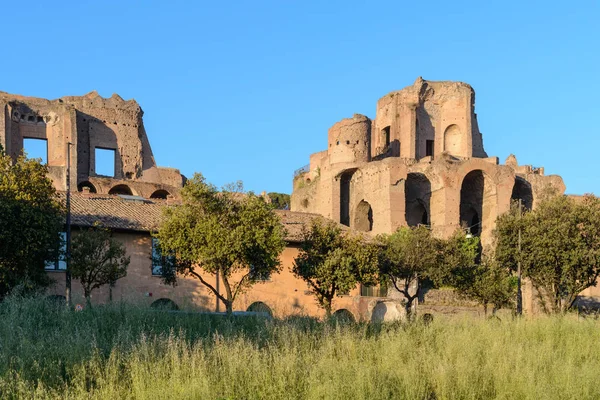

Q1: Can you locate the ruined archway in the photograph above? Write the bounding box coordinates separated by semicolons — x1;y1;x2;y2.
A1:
332;309;356;323
460;170;495;236
247;301;273;317
353;200;373;232
443;124;463;157
339;169;358;227
511;177;533;210
77;181;97;193
150;189;170;200
109;184;134;196
405;173;431;226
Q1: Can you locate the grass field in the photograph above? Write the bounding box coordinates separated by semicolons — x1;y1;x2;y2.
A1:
1;295;600;399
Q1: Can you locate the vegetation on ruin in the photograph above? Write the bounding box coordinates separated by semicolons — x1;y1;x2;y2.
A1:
293;219;379;316
70;226;130;307
0;149;63;299
267;192;291;210
155;173;286;314
496;195;600;313
2;295;600;399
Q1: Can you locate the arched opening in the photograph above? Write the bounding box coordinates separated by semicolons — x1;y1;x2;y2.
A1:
353;200;373;232
511;177;533;210
150;298;179;310
405;173;431;226
77;181;97;193
109;184;133;196
443;124;463;157
332;309;355;323
339;169;357;226
150;189;170;200
246;301;273;317
460;170;495;236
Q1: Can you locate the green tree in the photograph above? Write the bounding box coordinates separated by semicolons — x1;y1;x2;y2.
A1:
496;194;600;313
70;226;130;307
0;149;63;298
155;174;286;314
378;226;441;317
267;192;290;210
293;219;379;317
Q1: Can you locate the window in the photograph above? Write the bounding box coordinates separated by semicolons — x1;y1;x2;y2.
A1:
426;140;434;157
95;148;115;177
382;126;390;148
45;232;67;270
360;283;387;297
23;138;48;164
152;238;174;276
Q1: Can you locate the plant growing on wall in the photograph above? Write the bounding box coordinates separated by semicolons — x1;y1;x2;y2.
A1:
495;194;600;313
155;174;286;314
70;225;130;307
293;219;379;317
0;147;64;299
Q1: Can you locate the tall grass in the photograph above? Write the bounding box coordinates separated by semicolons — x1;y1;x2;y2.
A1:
1;295;600;399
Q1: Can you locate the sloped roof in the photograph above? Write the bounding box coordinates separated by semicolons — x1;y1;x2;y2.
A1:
59;192;336;242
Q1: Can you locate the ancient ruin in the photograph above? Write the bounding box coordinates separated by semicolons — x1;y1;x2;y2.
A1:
0;91;184;199
291;77;565;245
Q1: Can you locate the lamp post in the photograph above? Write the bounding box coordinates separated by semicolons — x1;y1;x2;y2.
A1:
65;142;73;308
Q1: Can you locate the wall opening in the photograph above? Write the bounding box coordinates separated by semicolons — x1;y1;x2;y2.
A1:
109;184;133;196
353;200;373;232
150;298;179;310
460;170;494;236
340;169;357;226
23;138;48;164
382;126;390;148
77;181;97;193
332;309;355;323
95;147;116;177
150;189;170;200
247;301;273;316
426;140;434;157
443;124;462;156
511;177;533;210
405;173;431;226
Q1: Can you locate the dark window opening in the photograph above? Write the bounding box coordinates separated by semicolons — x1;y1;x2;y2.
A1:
421;210;429;226
95;148;116;177
426;140;434;157
23;138;48;164
45;232;67;271
37;116;44;123
340;170;355;227
382;126;391;148
150;190;170;200
152;238;175;276
77;181;97;193
108;185;133;196
27;115;35;122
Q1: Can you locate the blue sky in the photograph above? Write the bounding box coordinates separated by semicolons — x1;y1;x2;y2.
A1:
3;1;598;195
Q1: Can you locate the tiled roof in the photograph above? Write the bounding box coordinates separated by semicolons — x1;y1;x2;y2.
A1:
59;192;336;242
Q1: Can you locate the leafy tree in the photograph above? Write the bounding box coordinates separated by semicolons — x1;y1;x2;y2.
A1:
267;192;290;210
293;219;379;317
70;226;130;306
496;194;600;313
155;174;286;314
0;148;63;299
378;226;441;317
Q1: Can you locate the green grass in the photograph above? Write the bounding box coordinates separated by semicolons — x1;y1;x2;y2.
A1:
1;295;600;399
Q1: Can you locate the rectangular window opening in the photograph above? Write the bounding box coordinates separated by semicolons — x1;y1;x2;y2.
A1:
152;238;174;276
23;138;48;164
426;140;434;157
45;232;67;270
95;147;116;177
382;126;391;148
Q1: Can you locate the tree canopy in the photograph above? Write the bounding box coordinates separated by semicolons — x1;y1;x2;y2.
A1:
70;226;130;306
496;195;600;313
267;192;290;210
155;174;286;314
0;149;63;298
293;219;379;316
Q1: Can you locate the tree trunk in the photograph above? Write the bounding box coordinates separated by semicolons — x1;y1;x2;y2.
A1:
323;297;332;318
405;296;415;319
84;289;92;309
224;300;233;315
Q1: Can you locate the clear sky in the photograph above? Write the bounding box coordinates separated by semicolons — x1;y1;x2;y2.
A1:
2;1;598;195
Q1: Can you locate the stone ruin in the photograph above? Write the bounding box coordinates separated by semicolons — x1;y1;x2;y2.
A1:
0;90;184;199
291;77;566;246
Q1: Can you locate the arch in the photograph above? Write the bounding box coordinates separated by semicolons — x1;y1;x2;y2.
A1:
109;184;134;196
332;308;355;323
77;181;97;193
405;173;431;226
339;169;358;226
511;177;533;210
150;298;179;310
460;170;495;236
150;189;170;200
443;124;463;156
353;200;373;232
246;301;273;316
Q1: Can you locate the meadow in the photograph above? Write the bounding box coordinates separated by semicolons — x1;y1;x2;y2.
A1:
1;295;600;399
